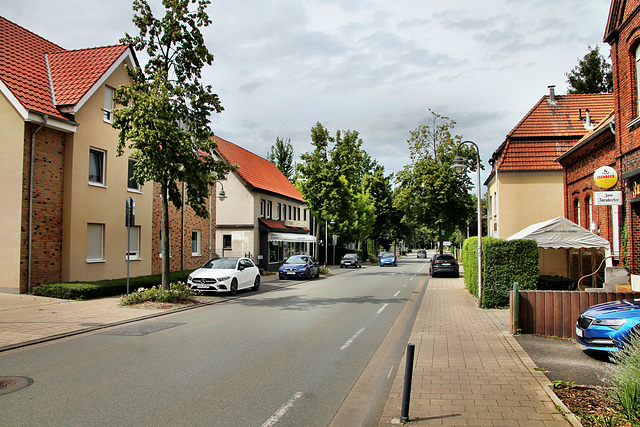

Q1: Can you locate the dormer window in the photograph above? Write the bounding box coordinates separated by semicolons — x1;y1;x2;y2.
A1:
103;85;115;123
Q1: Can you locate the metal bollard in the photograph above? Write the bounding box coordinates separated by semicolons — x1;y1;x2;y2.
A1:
512;282;519;334
400;343;415;423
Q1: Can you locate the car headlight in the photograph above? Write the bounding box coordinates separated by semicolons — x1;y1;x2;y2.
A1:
594;318;627;330
216;276;231;282
187;275;193;282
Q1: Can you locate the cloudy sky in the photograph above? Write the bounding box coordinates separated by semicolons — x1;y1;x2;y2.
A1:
3;0;611;185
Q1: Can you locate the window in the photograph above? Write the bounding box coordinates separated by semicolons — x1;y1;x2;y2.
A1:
586;195;594;231
297;207;301;221
126;226;140;260
267;201;273;219
636;44;640;114
223;234;232;250
87;223;104;262
192;230;201;256
127;158;140;191
574;199;581;227
277;203;282;221
89;148;105;186
103;86;115;123
283;204;287;220
260;200;266;218
288;205;292;220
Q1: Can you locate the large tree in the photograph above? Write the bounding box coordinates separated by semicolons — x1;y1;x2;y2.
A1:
113;0;233;290
566;45;613;94
267;137;294;181
395;111;474;253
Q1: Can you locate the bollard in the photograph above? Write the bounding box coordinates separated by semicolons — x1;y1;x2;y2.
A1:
512;282;519;334
400;343;415;423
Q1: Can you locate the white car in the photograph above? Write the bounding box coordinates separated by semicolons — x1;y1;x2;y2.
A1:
188;257;260;295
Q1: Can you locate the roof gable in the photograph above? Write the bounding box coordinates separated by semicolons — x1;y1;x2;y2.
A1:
0;16;133;122
213;136;305;203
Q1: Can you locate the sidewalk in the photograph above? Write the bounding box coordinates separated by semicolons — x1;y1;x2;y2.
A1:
378;275;580;426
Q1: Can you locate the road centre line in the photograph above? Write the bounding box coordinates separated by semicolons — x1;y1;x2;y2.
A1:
341;327;366;351
393;291;400;297
388;365;394;378
262;391;303;427
376;303;389;315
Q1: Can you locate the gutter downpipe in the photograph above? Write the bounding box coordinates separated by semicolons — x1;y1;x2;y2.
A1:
28;114;48;293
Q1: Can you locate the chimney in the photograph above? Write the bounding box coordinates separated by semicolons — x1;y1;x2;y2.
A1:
584;108;594;130
548;85;556;105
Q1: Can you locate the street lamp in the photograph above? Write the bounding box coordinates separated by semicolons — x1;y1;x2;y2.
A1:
209;180;227;260
451;140;483;308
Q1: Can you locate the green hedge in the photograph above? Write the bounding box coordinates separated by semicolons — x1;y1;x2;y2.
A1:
462;237;538;308
33;270;194;300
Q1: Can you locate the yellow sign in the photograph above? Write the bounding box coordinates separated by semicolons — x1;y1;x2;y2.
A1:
593;166;618;189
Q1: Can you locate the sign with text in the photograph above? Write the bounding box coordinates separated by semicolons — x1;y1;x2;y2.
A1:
594;191;622;206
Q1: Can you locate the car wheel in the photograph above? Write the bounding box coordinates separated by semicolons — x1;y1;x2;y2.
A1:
340;265;344;268
315;268;320;278
229;279;238;296
252;275;261;291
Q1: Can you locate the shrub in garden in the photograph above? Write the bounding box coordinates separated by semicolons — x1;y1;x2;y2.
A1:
605;331;640;424
120;282;197;306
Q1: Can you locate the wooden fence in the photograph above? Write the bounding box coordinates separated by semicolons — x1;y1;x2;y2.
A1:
510;290;638;339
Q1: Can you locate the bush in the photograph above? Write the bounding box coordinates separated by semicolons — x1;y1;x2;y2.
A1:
33;270;194;300
605;330;640;424
119;282;197;306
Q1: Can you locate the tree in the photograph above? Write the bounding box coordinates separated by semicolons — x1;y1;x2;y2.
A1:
267;137;294;181
394;111;474;253
566;45;613;94
113;0;233;290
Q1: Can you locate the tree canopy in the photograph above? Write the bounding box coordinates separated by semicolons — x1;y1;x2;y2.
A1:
267;137;295;181
566;45;613;94
113;0;233;289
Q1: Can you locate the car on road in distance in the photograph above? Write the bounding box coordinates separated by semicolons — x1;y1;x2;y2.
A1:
430;254;459;277
340;253;362;268
279;255;320;280
379;252;397;267
188;257;260;295
575;298;640;352
417;249;427;258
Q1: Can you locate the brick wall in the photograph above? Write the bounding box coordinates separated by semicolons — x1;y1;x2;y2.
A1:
151;182;214;275
20;123;65;292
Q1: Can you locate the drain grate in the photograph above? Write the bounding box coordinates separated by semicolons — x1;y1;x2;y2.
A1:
99;322;185;336
0;377;34;395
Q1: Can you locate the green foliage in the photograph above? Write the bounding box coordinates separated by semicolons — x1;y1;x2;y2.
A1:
319;265;330;275
119;282;197;306
462;237;537;308
552;380;575;390
605;331;640;423
267;137;295;181
33;270;193;300
566;45;613;94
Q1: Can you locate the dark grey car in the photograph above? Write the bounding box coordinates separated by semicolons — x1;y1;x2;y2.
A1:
430;254;459;277
340;254;362;268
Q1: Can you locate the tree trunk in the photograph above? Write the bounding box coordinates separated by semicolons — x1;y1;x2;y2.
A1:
161;180;171;291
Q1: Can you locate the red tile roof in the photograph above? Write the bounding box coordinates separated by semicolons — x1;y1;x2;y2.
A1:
0;16;131;121
213;135;306;203
493;92;614;171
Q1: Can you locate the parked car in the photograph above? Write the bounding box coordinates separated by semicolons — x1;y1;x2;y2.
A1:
379;252;397;267
575;299;640;352
340;254;362;268
417;249;427;258
430;254;459;277
279;255;320;279
187;257;260;295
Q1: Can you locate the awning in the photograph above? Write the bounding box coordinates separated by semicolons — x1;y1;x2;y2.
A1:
268;232;316;243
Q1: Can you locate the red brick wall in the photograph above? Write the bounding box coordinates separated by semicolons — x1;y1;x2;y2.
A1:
151;182;214;275
20;123;65;292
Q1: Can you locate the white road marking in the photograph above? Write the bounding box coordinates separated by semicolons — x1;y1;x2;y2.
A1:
388;365;394;378
262;391;303;427
341;327;366;350
393;291;400;297
377;303;389;315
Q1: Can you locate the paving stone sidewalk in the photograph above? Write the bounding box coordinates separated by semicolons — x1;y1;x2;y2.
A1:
378;276;581;426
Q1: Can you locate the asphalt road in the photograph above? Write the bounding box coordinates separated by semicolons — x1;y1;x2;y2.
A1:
0;259;428;426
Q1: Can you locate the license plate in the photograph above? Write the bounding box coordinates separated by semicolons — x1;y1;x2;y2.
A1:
442;263;450;266
287;272;296;275
197;283;210;289
575;327;583;338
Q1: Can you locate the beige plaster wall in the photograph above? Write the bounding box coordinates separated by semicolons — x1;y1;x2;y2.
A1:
62;64;153;282
0;95;26;293
497;171;564;239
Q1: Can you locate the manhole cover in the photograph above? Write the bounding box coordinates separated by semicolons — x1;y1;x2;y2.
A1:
0;377;34;395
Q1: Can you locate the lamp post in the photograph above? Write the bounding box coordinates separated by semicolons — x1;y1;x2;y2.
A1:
325;217;335;265
208;180;227;260
451;141;483;308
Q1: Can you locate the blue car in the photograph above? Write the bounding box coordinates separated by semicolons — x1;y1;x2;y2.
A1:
279;255;320;280
575;298;640;352
379;252;397;267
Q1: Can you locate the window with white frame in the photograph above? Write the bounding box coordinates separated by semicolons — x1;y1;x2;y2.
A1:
260;199;266;218
574;199;581;227
89;148;106;186
127;158;141;191
192;230;201;256
277;203;282;221
87;223;104;262
126;226;140;260
282;204;287;220
103;85;115;123
267;201;273;219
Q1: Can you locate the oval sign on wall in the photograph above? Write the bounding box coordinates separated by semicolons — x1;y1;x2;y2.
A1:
593;166;618;189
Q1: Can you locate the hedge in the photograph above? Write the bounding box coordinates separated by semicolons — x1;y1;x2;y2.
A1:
462;237;538;308
33;270;194;300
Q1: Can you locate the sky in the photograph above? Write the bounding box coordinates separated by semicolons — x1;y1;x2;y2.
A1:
3;0;612;186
